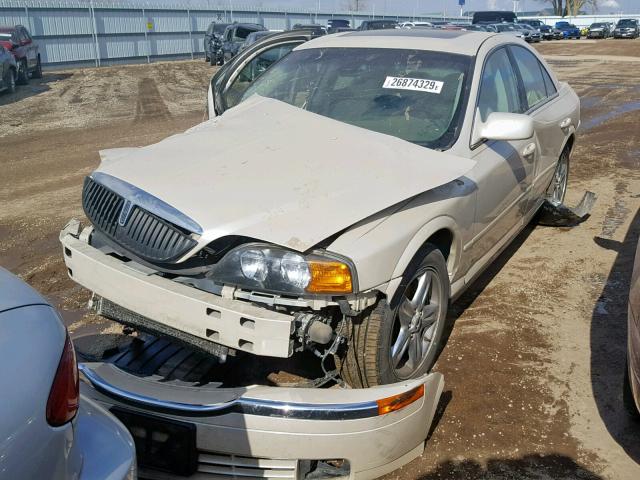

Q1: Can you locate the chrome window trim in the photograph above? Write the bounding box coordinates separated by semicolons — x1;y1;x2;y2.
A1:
91;172;203;235
79;364;381;420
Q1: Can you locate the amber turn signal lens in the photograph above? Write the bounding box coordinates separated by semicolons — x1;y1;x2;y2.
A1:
306;260;353;294
377;384;425;416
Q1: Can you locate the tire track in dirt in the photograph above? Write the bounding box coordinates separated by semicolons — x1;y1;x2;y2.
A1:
135;77;171;120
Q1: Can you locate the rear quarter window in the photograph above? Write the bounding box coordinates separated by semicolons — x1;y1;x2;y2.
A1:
510;46;548;110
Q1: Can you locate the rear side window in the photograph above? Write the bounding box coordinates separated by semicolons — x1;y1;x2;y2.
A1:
478;48;523;121
510;46;548;110
540;65;557;97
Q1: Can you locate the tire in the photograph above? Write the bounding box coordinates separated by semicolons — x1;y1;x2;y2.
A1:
338;244;450;388
31;55;42;79
16;59;29;85
624;359;640;421
3;68;16;94
546;147;570;206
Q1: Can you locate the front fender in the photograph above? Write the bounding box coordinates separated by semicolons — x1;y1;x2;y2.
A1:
390;215;462;281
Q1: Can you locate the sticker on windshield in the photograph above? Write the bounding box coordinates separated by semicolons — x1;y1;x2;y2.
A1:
382;76;443;94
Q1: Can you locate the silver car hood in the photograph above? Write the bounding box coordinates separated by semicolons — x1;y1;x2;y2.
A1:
96;96;475;253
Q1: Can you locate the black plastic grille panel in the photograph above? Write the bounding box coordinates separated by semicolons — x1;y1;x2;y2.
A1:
82;177;197;263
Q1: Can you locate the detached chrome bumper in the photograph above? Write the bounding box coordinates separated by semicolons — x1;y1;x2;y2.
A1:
79;362;444;479
60;223;295;358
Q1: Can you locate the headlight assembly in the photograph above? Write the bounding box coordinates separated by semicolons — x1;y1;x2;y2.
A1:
210;243;355;295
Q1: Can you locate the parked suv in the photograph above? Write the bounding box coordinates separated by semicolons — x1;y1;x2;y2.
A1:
0;25;41;84
613;18;639;39
357;20;398;30
587;22;611;39
204;21;230;65
472;10;517;24
220;23;266;63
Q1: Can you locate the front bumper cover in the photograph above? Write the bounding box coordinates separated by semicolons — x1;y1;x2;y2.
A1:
60;223;296;358
79;362;444;479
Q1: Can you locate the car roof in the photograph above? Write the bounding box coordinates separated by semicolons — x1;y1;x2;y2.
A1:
298;29;494;55
0;268;50;313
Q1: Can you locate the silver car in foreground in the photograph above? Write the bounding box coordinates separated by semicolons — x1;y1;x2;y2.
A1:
0;268;137;479
61;29;579;478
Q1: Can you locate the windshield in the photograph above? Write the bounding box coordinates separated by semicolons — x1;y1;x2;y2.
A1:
591;23;605;28
0;33;11;39
241;48;471;150
618;20;636;27
496;24;516;32
213;24;227;34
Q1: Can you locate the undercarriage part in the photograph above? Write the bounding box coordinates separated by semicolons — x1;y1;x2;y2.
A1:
89;295;234;362
294;313;334;351
538;191;597;227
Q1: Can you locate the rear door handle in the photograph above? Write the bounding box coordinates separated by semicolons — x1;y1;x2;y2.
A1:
560;117;572;129
522;142;536;158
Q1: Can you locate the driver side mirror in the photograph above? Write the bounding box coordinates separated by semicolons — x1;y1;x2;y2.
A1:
474;111;534;143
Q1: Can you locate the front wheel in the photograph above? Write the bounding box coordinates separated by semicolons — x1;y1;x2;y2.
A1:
338;244;450;388
32;55;42;79
3;68;16;94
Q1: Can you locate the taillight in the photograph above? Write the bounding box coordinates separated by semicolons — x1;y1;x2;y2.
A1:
46;331;79;427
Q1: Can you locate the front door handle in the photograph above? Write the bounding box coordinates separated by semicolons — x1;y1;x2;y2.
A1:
560;117;572;129
522;142;536;158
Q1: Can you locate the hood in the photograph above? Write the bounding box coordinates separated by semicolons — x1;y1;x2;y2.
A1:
96;96;475;253
0;40;13;51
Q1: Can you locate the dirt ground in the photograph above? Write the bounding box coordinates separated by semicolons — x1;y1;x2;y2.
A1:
1;40;639;479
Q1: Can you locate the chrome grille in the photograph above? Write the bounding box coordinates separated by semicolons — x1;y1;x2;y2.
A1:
198;451;298;479
82;176;197;263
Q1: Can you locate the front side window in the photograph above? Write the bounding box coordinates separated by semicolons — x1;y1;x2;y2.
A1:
477;48;522;122
241;48;471;149
510;46;548;110
225;43;299;109
233;27;256;42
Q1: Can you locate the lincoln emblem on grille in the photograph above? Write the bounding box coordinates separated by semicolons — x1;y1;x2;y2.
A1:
118;200;134;226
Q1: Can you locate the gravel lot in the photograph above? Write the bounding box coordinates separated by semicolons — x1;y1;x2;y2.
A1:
1;40;639;479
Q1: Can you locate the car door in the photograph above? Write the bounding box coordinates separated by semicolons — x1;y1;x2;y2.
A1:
467;46;537;266
209;31;315;117
0;46;6;82
508;45;570;205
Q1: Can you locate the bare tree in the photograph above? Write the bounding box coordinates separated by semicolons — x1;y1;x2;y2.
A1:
537;0;564;15
537;0;598;16
566;0;599;15
342;0;369;11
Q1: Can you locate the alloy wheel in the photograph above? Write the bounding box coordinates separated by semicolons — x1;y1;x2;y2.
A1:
390;267;443;379
550;153;569;206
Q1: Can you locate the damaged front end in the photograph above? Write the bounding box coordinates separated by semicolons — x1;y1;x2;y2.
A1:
61;217;377;378
60;220;445;479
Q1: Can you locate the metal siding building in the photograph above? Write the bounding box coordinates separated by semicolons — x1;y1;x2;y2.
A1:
0;0;467;67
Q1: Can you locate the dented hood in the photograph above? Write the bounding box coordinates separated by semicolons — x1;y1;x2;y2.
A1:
96;96;475;253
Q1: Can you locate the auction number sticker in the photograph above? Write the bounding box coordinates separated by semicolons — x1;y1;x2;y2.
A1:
382;76;443;94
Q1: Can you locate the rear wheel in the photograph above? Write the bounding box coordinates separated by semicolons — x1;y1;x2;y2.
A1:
16;59;29;85
338;244;450;388
624;359;640;420
547;148;570;206
32;55;42;79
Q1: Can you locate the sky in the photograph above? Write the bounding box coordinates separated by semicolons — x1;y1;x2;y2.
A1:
221;0;639;15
